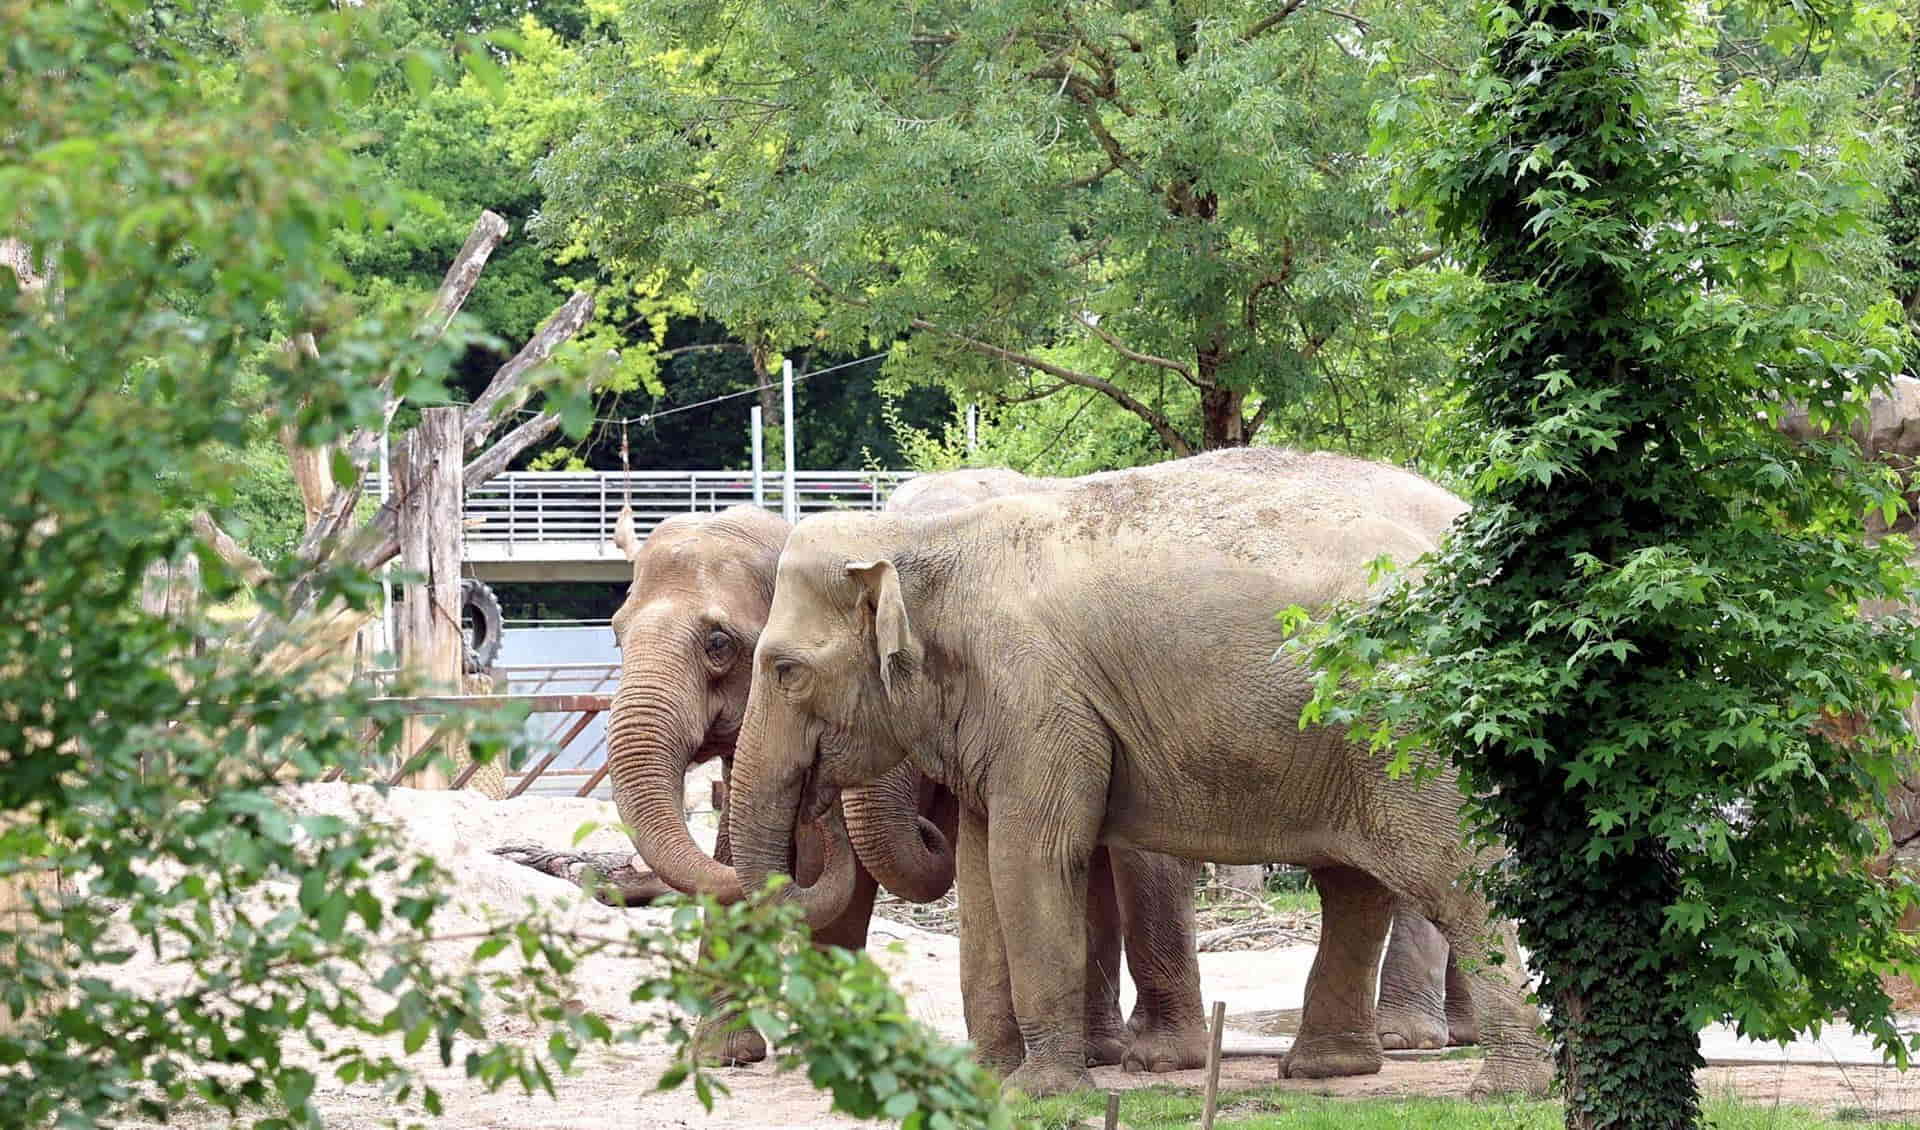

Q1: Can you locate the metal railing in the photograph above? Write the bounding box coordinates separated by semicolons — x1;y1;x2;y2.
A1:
459;470;913;554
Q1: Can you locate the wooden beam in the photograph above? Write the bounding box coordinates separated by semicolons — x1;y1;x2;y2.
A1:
365;693;612;713
398;406;465;789
506;710;601;799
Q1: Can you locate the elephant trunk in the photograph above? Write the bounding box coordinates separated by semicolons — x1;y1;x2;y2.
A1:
843;762;954;903
727;701;853;930
608;643;742;903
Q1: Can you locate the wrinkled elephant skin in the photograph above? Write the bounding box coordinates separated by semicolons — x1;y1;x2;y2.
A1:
726;449;1551;1098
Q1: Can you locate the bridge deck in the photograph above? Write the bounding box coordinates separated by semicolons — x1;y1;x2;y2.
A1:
424;470;913;582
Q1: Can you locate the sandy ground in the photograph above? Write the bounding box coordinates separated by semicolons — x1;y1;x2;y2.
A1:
104;782;1920;1128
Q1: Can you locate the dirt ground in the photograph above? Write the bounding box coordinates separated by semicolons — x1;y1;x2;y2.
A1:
107;784;1920;1128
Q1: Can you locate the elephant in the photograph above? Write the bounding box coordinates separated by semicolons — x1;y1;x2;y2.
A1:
886;466;1479;1060
523;500;1206;1070
867;468;1210;1072
723;447;1552;1098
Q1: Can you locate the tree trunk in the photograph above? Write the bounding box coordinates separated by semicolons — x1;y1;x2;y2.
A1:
1212;863;1265;895
398;407;464;789
1198;384;1248;450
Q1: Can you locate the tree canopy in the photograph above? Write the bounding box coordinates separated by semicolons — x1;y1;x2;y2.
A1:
535;0;1473;457
0;3;1011;1125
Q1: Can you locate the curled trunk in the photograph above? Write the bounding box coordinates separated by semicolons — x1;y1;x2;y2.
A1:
842;762;954;902
727;705;854;929
608;646;742;902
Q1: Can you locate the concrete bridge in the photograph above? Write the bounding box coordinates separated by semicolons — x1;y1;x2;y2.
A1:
456;470;914;582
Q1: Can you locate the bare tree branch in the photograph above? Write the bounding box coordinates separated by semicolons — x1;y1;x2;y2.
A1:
994;378;1070;405
1310;6;1371;31
421;210;510;340
362;350;619;571
1243;0;1311;41
191;512;270;587
908;315;1194;456
463;290;595;450
792;265;1194;454
654;342;752;359
1245;398;1272;441
1074;312;1198;387
276;334;338;528
339;210;513;472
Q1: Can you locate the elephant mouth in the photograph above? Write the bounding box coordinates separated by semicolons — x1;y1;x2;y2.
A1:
799;763;840;825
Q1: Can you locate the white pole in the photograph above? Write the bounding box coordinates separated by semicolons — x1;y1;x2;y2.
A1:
750;404;765;509
782;358;797;524
378;419;394;657
966;403;979;453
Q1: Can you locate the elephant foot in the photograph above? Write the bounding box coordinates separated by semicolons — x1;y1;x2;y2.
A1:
1376;1007;1450;1051
1087;1003;1129;1067
1086;1029;1128;1068
1122;1018;1209;1073
692;1018;768;1067
1468;1053;1553;1100
1002;1061;1094;1098
1449;1017;1481;1047
1280;1032;1383;1079
970;1040;1025;1078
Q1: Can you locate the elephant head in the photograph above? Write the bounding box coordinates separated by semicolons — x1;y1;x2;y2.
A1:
728;516;945;910
605;505;859;926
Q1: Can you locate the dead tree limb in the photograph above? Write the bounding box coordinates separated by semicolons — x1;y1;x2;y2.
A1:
464;290;594;450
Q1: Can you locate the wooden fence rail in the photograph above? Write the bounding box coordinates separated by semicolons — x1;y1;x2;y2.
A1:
314;691;616;797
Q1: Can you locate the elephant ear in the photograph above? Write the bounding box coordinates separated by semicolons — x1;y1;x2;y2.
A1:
613;506;640;560
846;559;918;696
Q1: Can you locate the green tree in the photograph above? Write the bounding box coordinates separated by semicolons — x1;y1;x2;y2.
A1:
536;0;1472;457
1888;11;1920;328
0;3;1008;1126
1295;1;1920;1127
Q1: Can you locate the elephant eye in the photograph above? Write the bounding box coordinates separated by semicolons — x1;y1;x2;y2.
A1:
704;629;734;660
772;658;807;691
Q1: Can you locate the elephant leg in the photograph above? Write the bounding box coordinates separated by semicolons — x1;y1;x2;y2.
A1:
1418;888;1550;1098
1443;948;1480;1046
957;805;1023;1075
989;794;1101;1098
1083;846;1129;1068
692;767;768;1066
1282;866;1390;1080
1112;849;1208;1073
1375;904;1452;1050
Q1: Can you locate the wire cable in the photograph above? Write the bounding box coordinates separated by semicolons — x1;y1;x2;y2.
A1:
512;349;891;428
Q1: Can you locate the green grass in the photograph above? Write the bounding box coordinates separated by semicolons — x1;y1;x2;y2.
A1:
1262;888;1320;916
1010;1087;1919;1129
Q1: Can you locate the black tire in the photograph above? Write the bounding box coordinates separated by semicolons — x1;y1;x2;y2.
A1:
461;578;504;673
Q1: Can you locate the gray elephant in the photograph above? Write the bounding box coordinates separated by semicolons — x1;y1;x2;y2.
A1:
893;466;1479;1061
523;502;1206;1070
868;468;1211;1070
724;448;1551;1098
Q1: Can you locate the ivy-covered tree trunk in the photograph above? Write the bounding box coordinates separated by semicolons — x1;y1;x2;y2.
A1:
1300;2;1920;1129
1890;13;1920;326
1465;7;1707;1124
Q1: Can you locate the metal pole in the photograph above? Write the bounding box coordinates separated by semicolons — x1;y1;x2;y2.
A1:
782;358;797;523
750;405;765;509
966;403;979;453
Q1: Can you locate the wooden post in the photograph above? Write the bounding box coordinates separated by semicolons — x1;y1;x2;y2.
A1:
1200;999;1227;1130
1102;1090;1120;1130
399;406;464;789
0;823;61;1037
